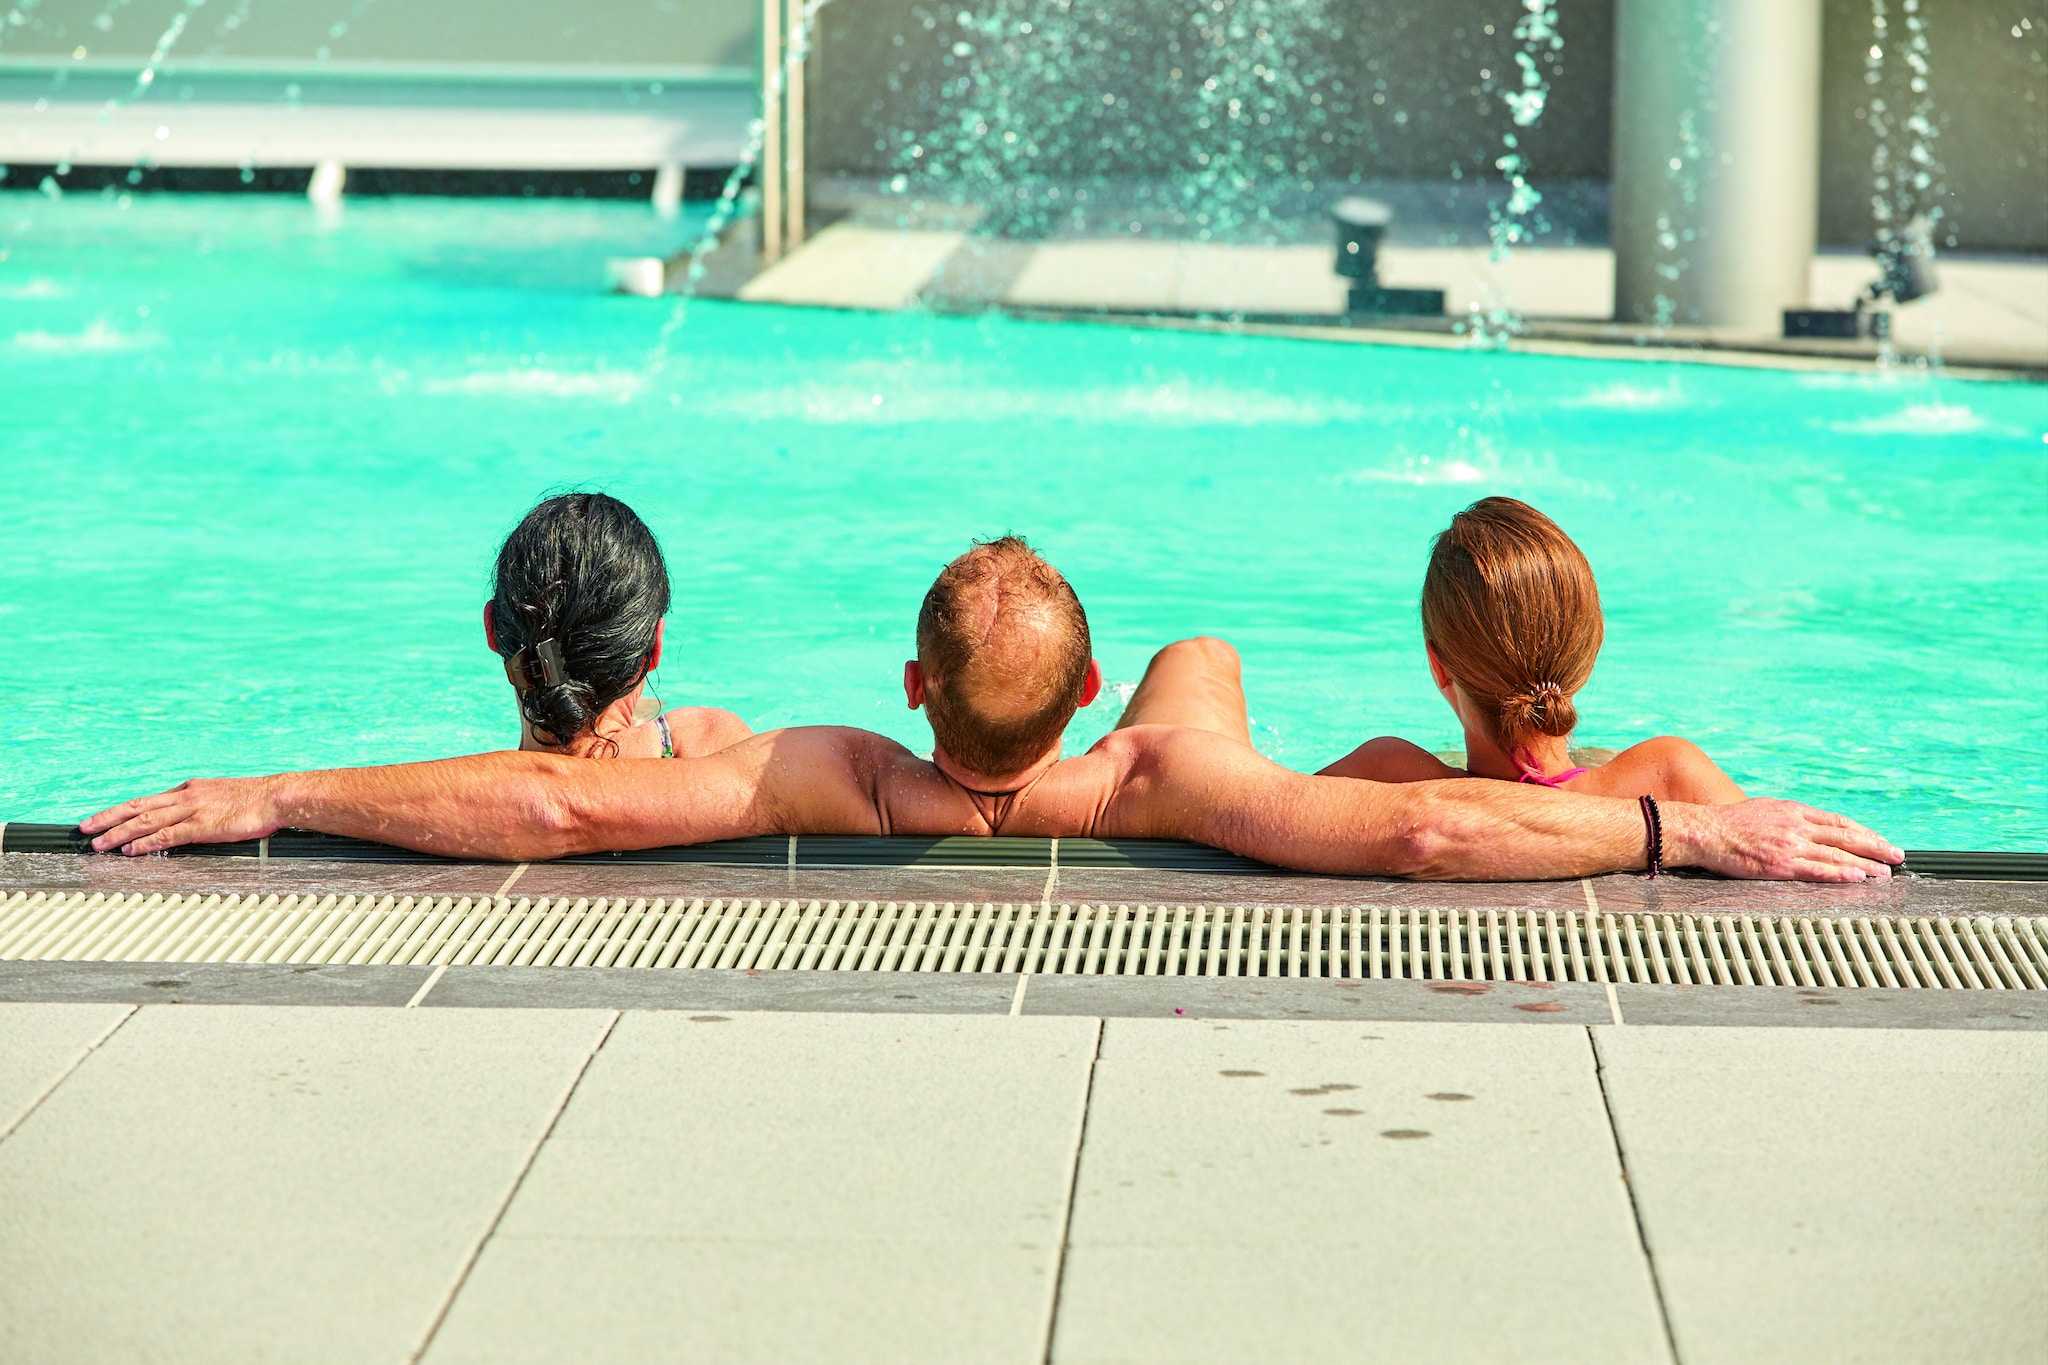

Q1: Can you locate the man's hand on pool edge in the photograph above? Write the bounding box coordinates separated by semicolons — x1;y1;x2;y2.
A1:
81;776;286;856
1667;798;1903;881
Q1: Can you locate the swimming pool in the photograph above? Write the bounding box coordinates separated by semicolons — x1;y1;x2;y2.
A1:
3;195;2043;850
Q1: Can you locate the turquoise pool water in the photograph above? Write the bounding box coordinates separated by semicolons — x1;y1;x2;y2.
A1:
2;195;2043;849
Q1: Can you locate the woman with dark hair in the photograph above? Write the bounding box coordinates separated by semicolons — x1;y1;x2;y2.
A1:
487;493;751;760
1320;496;1743;803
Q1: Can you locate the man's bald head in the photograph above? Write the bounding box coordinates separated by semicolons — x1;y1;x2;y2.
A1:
915;536;1093;782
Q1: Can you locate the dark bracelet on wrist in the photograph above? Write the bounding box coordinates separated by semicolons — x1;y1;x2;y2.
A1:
1638;795;1663;879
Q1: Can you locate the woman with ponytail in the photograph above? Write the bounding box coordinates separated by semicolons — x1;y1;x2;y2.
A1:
487;493;751;760
1321;496;1744;804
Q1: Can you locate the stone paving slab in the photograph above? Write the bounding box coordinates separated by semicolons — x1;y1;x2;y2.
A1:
1050;1019;1670;1364
513;862;1056;905
1049;866;1597;909
429;1238;1060;1365
427;1012;1098;1364
1023;973;1609;1024
5;853;2039;923
1594;1026;2048;1365
0;959;430;1006
0;1001;129;1135
423;965;1019;1014
1586;870;2045;919
1615;983;2048;1031
0;961;2038;1029
738;223;966;311
0;850;512;898
0;1006;614;1365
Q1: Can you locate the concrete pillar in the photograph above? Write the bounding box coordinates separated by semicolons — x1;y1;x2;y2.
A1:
1612;0;1824;330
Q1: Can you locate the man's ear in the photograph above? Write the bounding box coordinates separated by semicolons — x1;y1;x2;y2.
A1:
647;619;665;674
1079;658;1103;709
483;602;498;653
904;660;926;710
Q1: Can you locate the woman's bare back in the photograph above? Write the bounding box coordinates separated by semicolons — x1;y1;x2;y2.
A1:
1321;733;1744;805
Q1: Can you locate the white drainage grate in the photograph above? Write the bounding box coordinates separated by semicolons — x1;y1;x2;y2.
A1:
2;891;2044;988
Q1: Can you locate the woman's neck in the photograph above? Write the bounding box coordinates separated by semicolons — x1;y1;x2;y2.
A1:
1461;723;1573;783
517;688;644;757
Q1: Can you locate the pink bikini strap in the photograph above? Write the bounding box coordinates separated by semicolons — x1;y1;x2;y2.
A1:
1514;756;1589;788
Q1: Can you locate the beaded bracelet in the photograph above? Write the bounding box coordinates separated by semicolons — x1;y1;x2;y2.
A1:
1638;794;1663;879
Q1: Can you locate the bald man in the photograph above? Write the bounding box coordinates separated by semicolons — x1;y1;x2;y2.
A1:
85;537;1900;881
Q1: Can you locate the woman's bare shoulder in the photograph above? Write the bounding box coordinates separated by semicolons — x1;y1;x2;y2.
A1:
1572;736;1745;804
661;706;756;758
1318;736;1466;784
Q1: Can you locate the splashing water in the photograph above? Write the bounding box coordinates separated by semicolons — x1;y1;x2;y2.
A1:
20;0;215;199
106;0;200;114
1863;0;1948;366
1866;0;1948;250
0;0;50;56
876;0;1337;245
649;0;842;371
655;0;847;368
1469;0;1563;348
1647;8;1718;331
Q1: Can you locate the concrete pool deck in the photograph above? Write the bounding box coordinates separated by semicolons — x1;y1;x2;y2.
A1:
2;987;2044;1363
685;185;2048;375
4;849;2042;1361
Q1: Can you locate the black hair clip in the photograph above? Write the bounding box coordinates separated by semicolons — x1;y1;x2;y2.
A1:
505;637;567;692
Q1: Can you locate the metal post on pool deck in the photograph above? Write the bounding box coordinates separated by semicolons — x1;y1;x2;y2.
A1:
785;0;808;252
760;0;784;265
1611;0;1824;331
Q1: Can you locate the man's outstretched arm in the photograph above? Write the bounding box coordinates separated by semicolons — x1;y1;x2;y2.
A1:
1094;726;1901;881
80;728;925;861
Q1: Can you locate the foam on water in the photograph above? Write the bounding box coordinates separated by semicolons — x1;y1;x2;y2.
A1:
422;369;651;400
10;320;157;352
703;378;1378;427
1830;402;2000;436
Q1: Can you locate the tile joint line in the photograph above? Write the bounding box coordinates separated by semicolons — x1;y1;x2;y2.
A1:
0;1003;136;1145
492;862;528;901
1010;972;1030;1016
1042;838;1059;912
1587;1027;1681;1364
258;835;269;862
405;963;449;1009
787;834;798;887
1037;1014;1103;1365
1606;981;1624;1026
1581;878;1599;914
406;1009;622;1365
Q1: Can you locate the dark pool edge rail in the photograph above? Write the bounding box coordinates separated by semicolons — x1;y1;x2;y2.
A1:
0;822;1273;874
3;822;2043;882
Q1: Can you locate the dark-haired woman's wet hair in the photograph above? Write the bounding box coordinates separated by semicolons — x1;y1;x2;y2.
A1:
490;493;670;747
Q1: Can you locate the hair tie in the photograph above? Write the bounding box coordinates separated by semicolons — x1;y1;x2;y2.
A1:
505;637;567;692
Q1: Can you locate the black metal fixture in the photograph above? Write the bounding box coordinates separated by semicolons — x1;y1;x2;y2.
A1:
1783;215;1940;340
1334;197;1445;317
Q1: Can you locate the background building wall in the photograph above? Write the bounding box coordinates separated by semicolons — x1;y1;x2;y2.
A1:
1817;0;2045;253
5;0;2039;249
807;0;2042;252
805;1;1615;185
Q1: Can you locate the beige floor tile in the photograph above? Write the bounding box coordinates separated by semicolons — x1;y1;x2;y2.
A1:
0;1005;614;1365
1050;1018;1669;1364
1596;1026;2048;1365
